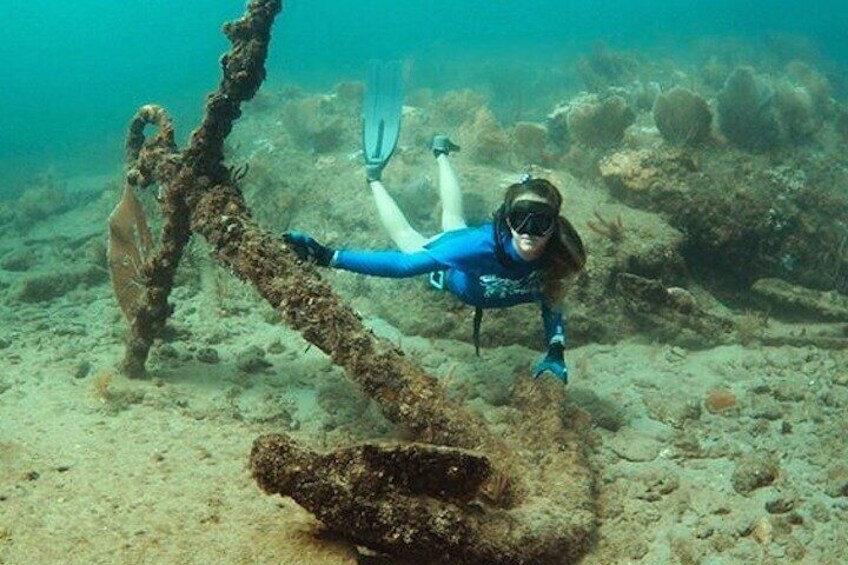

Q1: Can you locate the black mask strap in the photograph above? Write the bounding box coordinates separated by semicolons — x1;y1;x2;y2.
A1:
472;306;484;356
492;205;513;268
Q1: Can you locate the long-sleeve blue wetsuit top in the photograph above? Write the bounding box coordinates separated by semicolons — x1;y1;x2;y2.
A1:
333;222;566;345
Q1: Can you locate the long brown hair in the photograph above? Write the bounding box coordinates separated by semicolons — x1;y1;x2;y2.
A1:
495;178;586;304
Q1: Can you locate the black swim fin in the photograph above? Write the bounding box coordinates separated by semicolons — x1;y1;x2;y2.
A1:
363;60;404;181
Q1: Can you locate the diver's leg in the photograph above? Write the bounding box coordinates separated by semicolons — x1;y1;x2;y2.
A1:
369;180;427;252
437;155;466;231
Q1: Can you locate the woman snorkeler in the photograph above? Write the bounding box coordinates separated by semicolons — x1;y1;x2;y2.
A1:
284;135;586;382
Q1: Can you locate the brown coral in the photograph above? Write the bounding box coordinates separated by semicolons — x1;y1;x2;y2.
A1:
652;87;713;146
459;107;510;165
512;121;548;164
566;93;635;148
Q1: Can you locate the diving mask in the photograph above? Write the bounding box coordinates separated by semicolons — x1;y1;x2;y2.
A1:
506;200;557;237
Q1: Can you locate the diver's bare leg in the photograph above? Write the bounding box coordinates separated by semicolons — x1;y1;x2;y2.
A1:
437;154;466;231
369;180;427;252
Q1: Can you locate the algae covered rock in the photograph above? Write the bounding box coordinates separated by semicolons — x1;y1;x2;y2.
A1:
0;248;38;272
15;266;106;303
731;455;780;494
599;148;696;207
616;273;734;348
16;183;67;225
750;278;848;321
653;87;713;146
600;142;848;295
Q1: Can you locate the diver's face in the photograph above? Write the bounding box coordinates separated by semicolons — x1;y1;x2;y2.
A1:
507;194;556;259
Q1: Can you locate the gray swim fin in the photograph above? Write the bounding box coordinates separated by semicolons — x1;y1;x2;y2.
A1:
363;60;404;181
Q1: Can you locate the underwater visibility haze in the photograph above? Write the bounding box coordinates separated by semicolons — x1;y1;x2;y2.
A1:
1;0;846;188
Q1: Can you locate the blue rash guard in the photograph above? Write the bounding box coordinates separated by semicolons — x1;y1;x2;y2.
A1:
332;222;566;346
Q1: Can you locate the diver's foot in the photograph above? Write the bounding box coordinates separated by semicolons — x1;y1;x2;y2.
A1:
365;161;384;182
431;135;460;157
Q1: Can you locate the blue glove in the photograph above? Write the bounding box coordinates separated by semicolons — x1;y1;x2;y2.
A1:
533;343;568;383
282;231;335;267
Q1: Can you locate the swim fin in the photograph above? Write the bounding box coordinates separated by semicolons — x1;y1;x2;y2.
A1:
363;60;404;182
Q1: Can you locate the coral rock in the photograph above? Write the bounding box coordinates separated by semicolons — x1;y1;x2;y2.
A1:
732;455;779;494
704;388;738;414
598;149;664;198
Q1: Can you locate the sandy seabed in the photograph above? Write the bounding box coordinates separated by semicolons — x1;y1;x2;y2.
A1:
1;174;847;565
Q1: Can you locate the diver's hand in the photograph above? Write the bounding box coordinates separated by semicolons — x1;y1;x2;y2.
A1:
282;231;335;267
533;343;568;383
